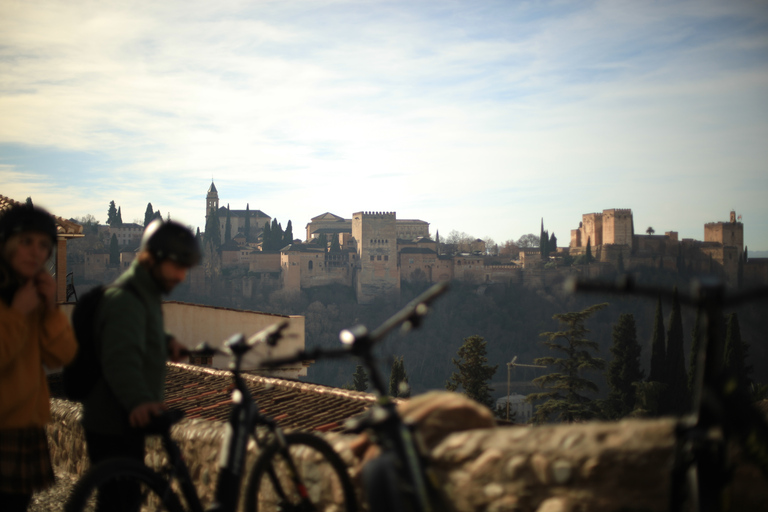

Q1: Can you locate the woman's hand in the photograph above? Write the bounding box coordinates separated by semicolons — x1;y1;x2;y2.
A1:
11;280;40;315
34;271;57;311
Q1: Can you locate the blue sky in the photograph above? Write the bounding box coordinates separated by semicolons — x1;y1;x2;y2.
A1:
2;0;767;249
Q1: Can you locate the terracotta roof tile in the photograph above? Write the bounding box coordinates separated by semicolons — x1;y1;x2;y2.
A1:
50;363;378;433
0;194;83;237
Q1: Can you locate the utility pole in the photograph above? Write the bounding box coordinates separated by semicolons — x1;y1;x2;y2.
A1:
506;356;546;421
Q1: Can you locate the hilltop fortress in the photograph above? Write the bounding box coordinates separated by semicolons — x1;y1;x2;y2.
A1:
188;185;767;303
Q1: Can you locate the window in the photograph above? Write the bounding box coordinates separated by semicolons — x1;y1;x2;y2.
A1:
377;255;382;261
384;255;388;261
370;256;375;261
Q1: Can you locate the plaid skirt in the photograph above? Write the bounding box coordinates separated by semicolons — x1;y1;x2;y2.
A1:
0;427;55;494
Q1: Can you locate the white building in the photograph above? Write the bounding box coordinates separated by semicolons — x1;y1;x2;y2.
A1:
496;394;533;423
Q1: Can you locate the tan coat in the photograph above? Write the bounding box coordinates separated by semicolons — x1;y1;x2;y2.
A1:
0;301;77;429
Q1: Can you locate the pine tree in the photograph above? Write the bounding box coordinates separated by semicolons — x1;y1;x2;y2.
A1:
724;313;752;391
389;356;410;398
664;287;688;415
244;204;251;239
144;203;154;227
109;234;120;265
528;303;608;423
107;200;118;225
352;365;368;392
224;206;232;242
688;308;703;394
446;335;498;408
605;313;644;418
648;297;666;383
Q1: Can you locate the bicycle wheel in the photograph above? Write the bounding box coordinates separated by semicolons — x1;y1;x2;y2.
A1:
64;458;185;512
244;432;358;512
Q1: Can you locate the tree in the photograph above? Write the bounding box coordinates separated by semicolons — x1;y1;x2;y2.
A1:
688;308;703;394
664;287;688;415
316;232;328;251
724;313;752;392
605;314;644;418
144;203;155;227
262;221;271;249
516;233;540;249
617;251;625;273
244;204;251;239
540;219;549;258
585;237;593;263
116;206;123;225
646;226;655;236
107;200;118;225
352;365;368;392
224;206;232;242
648;297;666;383
25;197;33;207
549;232;557;253
528;303;608;423
283;220;293;245
203;207;221;249
389;356;410;398
446;335;498;408
330;235;341;252
109;234;120;265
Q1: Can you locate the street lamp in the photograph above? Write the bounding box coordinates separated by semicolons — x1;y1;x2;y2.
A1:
506;356;546;422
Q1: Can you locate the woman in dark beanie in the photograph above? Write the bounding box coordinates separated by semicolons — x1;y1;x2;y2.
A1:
0;204;77;510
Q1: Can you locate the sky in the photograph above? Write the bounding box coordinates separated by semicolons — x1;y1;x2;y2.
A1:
2;0;767;250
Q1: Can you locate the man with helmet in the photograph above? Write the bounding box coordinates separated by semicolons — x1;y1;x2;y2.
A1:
80;219;200;492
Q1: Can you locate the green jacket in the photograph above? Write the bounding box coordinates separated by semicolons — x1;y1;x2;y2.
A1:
81;260;169;435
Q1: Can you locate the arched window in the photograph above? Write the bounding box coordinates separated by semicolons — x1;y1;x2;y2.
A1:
308;260;313;270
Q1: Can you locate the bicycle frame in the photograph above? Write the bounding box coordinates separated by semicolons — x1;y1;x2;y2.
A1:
262;281;451;512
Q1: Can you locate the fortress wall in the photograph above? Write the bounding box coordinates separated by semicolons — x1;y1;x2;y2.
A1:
603;209;633;246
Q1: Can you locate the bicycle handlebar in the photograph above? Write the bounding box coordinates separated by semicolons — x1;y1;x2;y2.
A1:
565;275;768;308
188;320;291;359
260;281;450;369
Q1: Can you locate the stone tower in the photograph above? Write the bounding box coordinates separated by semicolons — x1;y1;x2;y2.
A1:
352;211;400;304
603;209;634;245
705;210;743;255
206;182;219;220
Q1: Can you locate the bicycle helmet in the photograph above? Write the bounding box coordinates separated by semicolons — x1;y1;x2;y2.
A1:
140;219;201;267
0;203;58;247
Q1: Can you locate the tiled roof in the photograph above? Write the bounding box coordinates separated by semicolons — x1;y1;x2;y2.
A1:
0;194;83;237
310;212;347;222
50;363;379;433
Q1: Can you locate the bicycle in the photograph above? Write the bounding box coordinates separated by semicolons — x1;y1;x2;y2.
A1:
568;274;768;512
261;281;455;512
64;320;358;512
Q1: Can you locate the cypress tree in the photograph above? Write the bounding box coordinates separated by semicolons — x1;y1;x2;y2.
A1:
262;221;271;249
352;365;368;392
585;237;592;263
109;234;120;265
549;232;557;254
688;308;703;394
116;206;123;225
244;204;251;239
664;287;688;414
203;207;221;249
330;235;341;253
724;313;752;391
389;356;410;398
446;335;498;409
528;303;608;423
144;203;154;227
224;206;232;242
605;313;644;418
107;200;118;225
648;297;666;383
283;220;293;245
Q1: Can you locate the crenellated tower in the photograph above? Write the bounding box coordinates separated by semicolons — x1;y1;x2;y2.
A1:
352;211;400;303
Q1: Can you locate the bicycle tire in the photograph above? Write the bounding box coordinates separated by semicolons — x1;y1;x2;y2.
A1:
244;432;358;512
64;458;186;512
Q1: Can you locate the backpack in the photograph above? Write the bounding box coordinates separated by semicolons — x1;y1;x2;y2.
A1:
63;282;140;401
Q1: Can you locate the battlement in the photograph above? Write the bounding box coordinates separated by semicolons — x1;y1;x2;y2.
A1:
356;211;396;218
604;208;633;217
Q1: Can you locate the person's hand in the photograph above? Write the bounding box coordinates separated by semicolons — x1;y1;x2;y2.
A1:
167;337;187;363
34;271;57;311
11;280;41;315
129;402;167;428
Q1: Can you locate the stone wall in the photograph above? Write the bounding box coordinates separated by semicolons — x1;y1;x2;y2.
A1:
49;397;768;511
